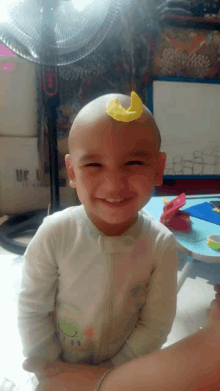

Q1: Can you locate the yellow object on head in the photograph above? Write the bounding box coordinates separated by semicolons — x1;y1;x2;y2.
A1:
106;91;143;122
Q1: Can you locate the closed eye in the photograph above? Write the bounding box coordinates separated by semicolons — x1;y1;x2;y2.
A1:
85;161;144;167
85;163;102;167
126;161;144;165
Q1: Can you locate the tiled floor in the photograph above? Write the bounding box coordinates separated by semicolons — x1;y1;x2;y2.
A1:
0;217;220;390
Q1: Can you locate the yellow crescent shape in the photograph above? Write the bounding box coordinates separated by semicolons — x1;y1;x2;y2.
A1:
106;91;143;122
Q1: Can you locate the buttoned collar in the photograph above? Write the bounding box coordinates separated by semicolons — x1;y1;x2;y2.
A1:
75;205;147;253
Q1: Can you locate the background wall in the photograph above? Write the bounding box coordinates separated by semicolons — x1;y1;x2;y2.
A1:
152;79;220;177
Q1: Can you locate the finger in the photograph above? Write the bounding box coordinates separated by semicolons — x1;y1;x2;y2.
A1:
22;358;47;376
210;299;217;307
22;362;45;381
22;358;38;372
215;293;220;303
207;299;217;314
210;299;220;314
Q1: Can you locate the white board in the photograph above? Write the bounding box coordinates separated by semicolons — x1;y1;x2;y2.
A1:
152;80;220;176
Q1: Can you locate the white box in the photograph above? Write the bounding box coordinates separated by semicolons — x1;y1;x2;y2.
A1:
0;54;37;137
0;137;78;216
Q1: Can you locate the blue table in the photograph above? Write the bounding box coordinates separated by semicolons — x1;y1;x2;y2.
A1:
143;194;220;293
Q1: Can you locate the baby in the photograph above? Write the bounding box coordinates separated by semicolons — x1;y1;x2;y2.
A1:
18;92;178;380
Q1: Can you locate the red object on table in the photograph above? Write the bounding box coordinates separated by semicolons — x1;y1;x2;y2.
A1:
160;193;191;232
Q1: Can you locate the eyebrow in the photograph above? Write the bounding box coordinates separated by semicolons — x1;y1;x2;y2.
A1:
78;151;152;164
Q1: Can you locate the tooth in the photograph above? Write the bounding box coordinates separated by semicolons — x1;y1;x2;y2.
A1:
106;199;124;202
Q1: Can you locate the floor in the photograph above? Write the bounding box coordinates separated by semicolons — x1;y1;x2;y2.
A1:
0;223;38;391
0;216;220;391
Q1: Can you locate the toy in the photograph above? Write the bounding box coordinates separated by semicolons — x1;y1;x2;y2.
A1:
210;201;220;209
160;193;191;232
210;201;220;213
207;234;220;251
184;202;220;226
162;197;169;205
106;91;143;122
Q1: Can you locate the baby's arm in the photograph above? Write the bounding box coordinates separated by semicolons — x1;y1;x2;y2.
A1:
18;216;63;364
113;234;178;362
32;287;220;391
137;234;178;351
23;356;114;380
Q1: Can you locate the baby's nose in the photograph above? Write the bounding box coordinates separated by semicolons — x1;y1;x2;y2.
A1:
101;171;127;190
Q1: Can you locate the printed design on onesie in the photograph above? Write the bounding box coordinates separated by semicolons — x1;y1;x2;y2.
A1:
83;327;94;343
56;317;83;346
53;309;95;348
127;280;149;309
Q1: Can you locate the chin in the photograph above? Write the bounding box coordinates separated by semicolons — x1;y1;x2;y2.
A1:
101;212;137;224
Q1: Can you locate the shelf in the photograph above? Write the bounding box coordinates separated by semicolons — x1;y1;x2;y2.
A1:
158;14;220;30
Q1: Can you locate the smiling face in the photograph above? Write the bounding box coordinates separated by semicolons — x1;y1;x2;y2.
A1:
65;95;166;236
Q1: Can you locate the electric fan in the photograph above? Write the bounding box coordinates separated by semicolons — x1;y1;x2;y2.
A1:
0;0;120;255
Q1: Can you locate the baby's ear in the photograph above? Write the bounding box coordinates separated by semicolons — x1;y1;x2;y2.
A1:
65;154;71;168
154;152;166;186
65;154;76;188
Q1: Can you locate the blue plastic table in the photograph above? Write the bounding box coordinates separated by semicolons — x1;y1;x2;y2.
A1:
143;194;220;293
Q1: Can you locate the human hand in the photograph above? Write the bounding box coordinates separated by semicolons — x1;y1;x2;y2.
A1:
207;284;220;323
23;356;114;373
23;357;112;390
37;363;108;391
22;357;63;381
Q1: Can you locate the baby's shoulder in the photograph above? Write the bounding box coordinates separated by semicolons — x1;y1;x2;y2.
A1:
140;208;175;244
42;205;81;231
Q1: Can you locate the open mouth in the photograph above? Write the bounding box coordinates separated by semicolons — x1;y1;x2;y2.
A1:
99;198;132;207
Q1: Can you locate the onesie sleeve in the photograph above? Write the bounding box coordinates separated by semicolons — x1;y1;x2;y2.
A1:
111;233;178;367
17;215;62;361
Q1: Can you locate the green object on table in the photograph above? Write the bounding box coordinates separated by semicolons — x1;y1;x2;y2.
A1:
207;235;220;250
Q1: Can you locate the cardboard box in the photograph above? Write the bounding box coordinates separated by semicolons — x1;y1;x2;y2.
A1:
0;55;37;137
0;137;79;216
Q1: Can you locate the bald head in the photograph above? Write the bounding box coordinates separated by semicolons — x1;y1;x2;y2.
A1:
68;93;161;154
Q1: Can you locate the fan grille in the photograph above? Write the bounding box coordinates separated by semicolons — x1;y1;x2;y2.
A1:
0;0;120;66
